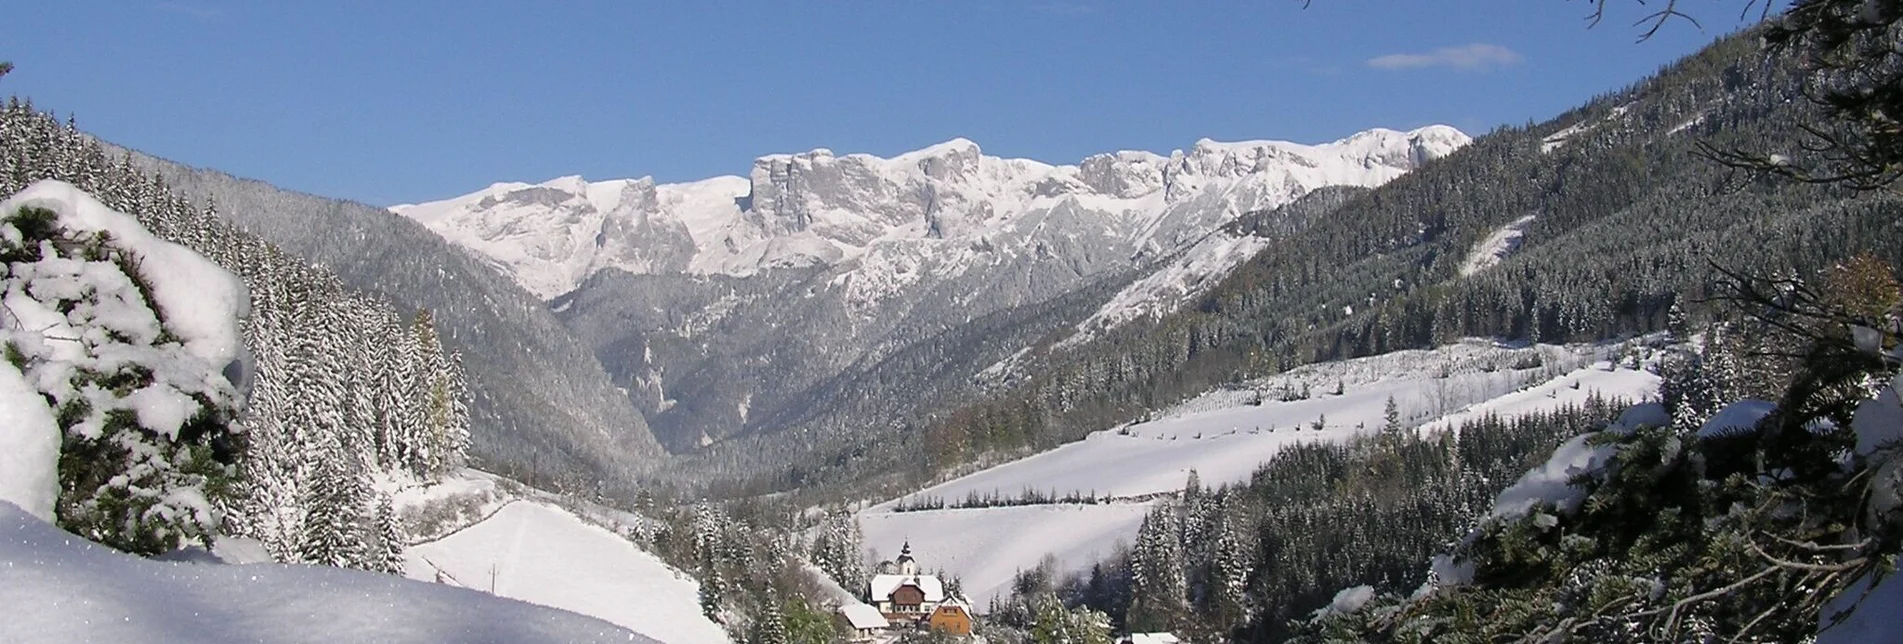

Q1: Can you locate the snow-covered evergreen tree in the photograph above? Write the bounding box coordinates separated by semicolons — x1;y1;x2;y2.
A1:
371;492;408;574
809;508;866;591
1128;504;1186;631
0;185;246;556
297;433;366;568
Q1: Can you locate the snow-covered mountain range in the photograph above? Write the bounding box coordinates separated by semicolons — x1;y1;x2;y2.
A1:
394;126;1468;301
393;126;1468;457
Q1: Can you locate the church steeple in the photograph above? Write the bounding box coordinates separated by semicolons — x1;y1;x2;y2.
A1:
896;540;918;575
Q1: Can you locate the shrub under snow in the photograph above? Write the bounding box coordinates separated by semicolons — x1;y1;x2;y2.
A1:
0;180;247;555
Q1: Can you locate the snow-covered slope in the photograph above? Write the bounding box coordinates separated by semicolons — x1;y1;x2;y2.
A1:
858;504;1154;608
395;473;727;644
406;501;728;644
1061;230;1272;347
860;340;1659;604
404;127;1467;457
394;127;1468;300
1458;214;1537;276
0;500;653;644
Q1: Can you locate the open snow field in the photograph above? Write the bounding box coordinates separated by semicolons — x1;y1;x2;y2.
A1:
861;340;1659;605
404;493;729;644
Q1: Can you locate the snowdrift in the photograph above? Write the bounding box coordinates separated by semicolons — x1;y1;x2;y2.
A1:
0;500;653;644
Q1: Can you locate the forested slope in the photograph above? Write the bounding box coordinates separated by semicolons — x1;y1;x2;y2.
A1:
917;31;1900;488
105;142;663;491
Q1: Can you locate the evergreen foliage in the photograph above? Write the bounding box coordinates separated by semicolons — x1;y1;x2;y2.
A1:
809;507;867;591
1291;268;1903;641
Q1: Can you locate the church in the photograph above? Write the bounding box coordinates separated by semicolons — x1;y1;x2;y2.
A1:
860;541;971;636
867;541;945;618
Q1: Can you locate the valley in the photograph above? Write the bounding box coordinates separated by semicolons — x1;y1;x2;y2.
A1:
4;2;1903;643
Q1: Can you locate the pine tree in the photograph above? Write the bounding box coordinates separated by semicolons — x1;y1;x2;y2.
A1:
810;508;865;590
700;569;725;622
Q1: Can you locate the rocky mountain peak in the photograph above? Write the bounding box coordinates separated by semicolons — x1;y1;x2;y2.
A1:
396;125;1469;300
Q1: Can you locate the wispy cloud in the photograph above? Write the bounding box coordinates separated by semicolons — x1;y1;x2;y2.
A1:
1366;43;1522;72
154;2;222;21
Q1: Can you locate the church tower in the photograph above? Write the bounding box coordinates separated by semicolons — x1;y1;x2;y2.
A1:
896;540;918;575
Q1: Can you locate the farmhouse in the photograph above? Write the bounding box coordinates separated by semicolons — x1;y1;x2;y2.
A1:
927;598;974;636
1120;633;1182;644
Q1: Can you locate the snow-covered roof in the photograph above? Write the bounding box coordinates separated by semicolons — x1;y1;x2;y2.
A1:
869;574;944;603
1125;634;1181;644
839;603;889;630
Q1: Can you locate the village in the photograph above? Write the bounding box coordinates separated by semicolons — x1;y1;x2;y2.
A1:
832;541;1178;644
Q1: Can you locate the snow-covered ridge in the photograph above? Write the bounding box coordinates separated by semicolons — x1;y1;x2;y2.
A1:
393;126;1470;300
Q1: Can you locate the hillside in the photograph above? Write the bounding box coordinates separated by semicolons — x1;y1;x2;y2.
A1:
915;31;1903;499
392;473;730;644
856;339;1657;605
394;128;1465;472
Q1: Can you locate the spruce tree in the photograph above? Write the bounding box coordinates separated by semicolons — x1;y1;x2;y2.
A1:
372;492;408;574
297;434;367;568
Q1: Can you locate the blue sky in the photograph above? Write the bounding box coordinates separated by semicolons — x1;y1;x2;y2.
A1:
2;2;1746;206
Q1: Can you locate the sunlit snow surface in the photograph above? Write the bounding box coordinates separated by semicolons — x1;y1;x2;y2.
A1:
862;341;1659;604
404;493;730;644
0;501;652;644
0;362;59;522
